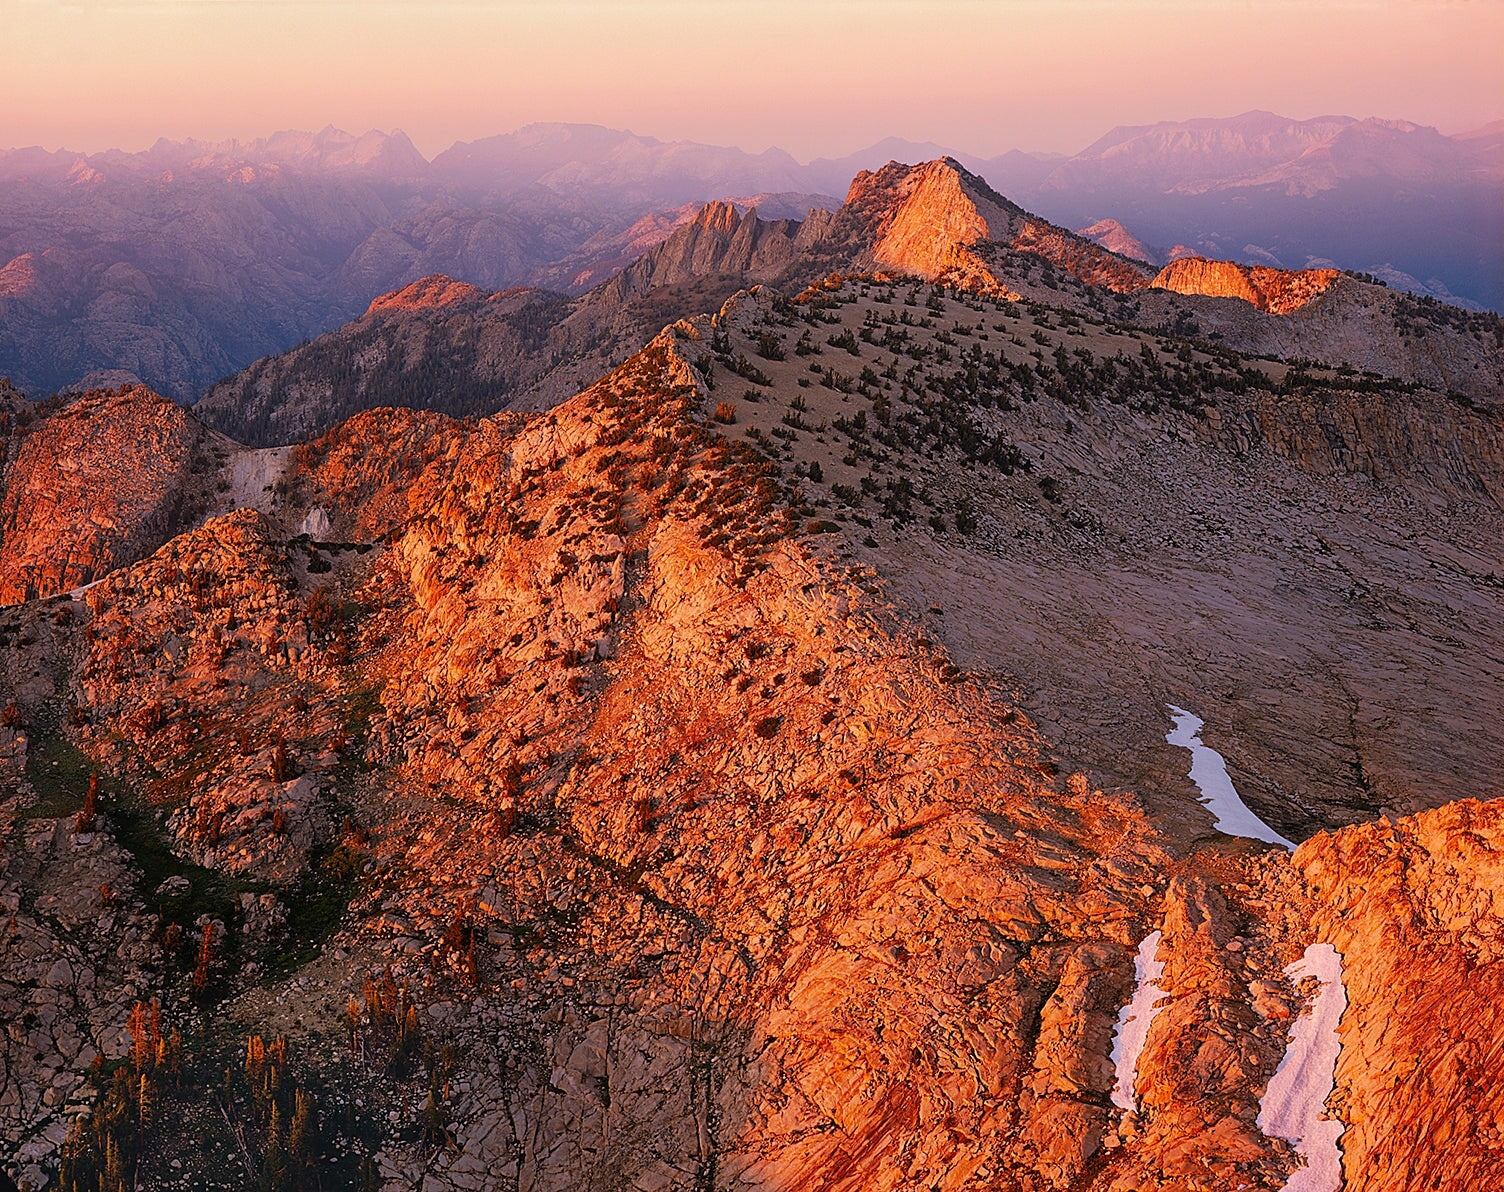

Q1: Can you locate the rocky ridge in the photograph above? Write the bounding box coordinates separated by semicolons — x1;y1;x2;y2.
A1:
0;289;1501;1189
3;182;1504;1191
196;156;1504;448
1148;258;1339;315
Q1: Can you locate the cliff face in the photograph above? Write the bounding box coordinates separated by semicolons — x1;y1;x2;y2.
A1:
0;386;224;603
1151;257;1339;314
590;200;813;306
1213;381;1504;501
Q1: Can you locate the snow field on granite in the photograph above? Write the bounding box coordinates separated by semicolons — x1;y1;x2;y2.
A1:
1258;943;1348;1191
1108;929;1167;1111
1166;705;1295;848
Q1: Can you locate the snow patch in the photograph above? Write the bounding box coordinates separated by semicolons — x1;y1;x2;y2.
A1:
67;577;104;600
300;506;332;539
1166;705;1295;848
1108;929;1167;1112
1259;943;1348;1191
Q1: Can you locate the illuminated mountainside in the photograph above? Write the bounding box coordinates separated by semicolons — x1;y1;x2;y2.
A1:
2;148;1503;1191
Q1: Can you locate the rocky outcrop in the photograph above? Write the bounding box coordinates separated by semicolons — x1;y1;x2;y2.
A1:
287;405;490;540
0;386;225;603
1151;258;1339;313
590;201;818;309
0;379;26;417
529;193;841;295
364;274;487;315
1291;799;1504;1191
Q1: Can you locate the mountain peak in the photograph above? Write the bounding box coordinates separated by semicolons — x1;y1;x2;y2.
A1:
851;158;1008;289
690;199;742;236
840;157;1155;296
1076;217;1160;264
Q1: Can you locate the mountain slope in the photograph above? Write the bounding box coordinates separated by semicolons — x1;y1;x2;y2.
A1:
2;309;1503;1189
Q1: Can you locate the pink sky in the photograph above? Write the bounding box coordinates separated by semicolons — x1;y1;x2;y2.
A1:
5;0;1501;158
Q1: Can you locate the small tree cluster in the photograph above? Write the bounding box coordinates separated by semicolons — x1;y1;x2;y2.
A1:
58;1002;181;1192
219;1034;320;1192
354;969;424;1077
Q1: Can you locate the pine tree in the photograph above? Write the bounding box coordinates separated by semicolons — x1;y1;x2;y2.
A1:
261;1101;289;1192
288;1089;315;1188
138;1073;153;1132
76;772;100;832
191;922;217;995
104;1134;127;1192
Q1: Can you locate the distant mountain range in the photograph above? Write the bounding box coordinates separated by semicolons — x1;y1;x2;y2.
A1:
0;112;1497;400
193;157;1503;448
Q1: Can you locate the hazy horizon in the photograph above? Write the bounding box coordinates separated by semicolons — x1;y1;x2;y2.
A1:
5;0;1501;161
6;107;1503;168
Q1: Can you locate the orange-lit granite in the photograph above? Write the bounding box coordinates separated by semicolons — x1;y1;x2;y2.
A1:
1151;257;1340;314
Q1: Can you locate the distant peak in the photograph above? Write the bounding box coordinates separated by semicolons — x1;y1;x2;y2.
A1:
1150;257;1339;313
366;275;484;316
1076;218;1160;264
691;200;743;234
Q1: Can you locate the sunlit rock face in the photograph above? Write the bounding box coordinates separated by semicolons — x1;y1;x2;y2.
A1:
1290;800;1504;1192
839;157;1153;297
1150;257;1340;313
364;275;487;315
4;304;1501;1191
0;385;225;603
